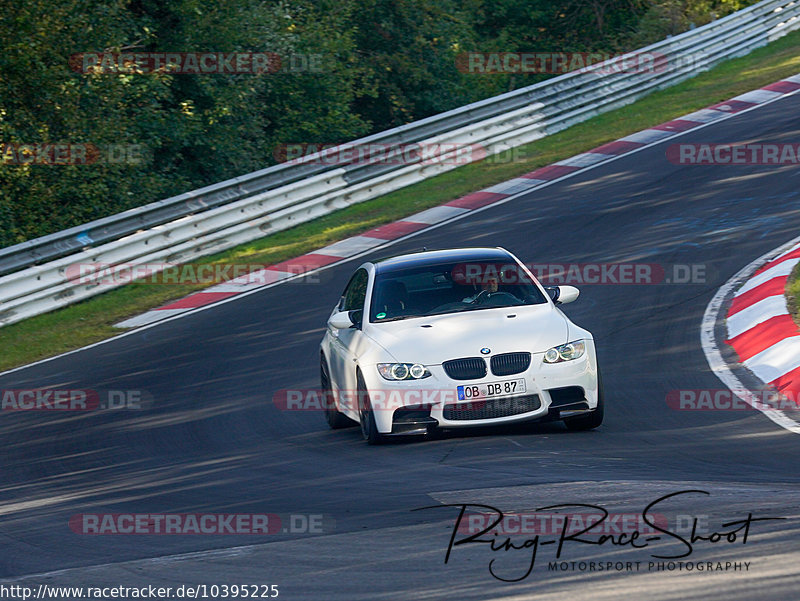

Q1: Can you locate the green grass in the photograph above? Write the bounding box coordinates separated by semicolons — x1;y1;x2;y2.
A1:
2;30;800;372
786;262;800;325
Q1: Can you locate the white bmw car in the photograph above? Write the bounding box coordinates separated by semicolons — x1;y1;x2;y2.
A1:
319;247;602;444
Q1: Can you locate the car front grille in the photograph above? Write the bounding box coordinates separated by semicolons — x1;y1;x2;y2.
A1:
442;357;487;380
490;352;531;376
443;394;541;420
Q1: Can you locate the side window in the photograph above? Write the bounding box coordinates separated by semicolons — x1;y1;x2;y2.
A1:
341;268;369;312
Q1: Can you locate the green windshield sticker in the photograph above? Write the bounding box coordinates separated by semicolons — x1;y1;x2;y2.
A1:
376;312;387;319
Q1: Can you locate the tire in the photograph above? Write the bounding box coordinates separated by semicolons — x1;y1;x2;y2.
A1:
357;372;386;445
321;357;354;430
564;368;604;431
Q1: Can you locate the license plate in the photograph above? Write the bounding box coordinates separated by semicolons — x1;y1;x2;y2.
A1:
457;379;526;400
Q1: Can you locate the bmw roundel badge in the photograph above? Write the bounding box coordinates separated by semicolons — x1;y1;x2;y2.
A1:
480;348;491;355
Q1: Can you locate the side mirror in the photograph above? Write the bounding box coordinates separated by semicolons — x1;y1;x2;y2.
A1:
557;285;580;304
545;285;579;304
328;311;354;329
328;309;364;329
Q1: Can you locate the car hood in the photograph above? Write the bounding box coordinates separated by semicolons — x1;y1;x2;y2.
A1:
363;304;569;365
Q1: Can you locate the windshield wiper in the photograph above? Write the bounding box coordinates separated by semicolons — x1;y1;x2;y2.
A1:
438;303;522;315
376;314;425;322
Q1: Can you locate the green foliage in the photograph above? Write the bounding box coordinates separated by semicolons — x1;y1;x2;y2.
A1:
0;0;762;247
786;261;800;324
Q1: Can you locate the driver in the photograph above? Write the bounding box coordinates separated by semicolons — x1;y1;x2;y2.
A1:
462;275;499;303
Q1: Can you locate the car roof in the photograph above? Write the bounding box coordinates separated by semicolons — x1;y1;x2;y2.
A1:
373;247;514;274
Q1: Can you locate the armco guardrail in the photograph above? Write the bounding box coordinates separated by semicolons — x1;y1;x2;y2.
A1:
1;0;798;327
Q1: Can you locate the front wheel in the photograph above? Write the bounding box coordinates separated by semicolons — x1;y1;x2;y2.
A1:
564;369;604;431
357;372;386;445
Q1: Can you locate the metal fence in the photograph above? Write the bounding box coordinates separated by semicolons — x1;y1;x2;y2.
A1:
1;0;798;327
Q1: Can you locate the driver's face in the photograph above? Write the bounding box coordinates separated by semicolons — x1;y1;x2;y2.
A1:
483;277;499;293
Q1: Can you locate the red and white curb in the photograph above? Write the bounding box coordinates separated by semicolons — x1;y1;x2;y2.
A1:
726;242;800;397
112;74;800;329
703;235;800;435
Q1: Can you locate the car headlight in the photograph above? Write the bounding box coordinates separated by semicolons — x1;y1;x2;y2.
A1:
377;363;431;380
543;340;586;363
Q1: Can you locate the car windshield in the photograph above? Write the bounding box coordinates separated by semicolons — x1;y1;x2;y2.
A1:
369;259;547;323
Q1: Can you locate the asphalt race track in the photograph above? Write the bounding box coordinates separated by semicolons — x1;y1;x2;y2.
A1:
2;93;800;600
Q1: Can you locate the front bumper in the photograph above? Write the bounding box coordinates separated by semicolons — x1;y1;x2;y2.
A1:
362;340;599;434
